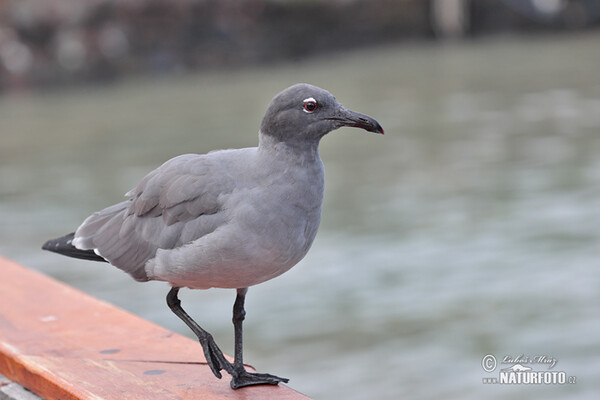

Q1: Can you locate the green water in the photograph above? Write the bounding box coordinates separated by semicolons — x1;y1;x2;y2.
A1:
1;33;599;399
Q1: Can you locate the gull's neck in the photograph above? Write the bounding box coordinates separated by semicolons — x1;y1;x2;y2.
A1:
257;131;321;164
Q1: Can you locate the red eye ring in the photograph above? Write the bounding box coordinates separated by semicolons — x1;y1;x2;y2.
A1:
303;98;317;113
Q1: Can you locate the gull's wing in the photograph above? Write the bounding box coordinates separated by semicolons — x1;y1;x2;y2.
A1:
73;150;250;281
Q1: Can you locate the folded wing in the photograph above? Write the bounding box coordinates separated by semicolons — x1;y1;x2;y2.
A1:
73;151;243;281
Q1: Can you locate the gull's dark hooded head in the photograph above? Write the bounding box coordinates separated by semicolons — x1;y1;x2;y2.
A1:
260;83;384;143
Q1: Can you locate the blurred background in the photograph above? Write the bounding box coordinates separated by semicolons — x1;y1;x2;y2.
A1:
1;0;599;399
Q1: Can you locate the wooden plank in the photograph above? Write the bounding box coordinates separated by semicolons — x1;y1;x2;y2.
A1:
0;256;310;400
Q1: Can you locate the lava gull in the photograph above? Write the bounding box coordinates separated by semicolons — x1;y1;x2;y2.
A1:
43;83;383;388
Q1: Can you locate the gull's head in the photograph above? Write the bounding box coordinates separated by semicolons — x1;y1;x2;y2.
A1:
260;83;384;143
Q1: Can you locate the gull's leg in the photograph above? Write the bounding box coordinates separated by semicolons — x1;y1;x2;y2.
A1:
229;287;289;389
166;287;234;379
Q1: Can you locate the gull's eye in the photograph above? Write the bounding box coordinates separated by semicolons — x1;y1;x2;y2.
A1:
303;97;317;113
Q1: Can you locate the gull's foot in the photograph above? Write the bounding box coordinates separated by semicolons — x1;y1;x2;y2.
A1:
201;334;234;379
230;369;289;389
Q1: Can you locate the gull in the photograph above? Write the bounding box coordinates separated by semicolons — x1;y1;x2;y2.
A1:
43;83;383;388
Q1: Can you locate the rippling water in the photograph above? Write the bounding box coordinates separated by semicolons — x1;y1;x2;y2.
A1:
1;33;599;399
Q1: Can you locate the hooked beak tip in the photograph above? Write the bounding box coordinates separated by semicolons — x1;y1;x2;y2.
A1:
373;122;385;135
332;108;384;135
352;115;384;135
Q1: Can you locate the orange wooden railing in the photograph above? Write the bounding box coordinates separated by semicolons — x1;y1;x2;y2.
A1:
0;256;310;400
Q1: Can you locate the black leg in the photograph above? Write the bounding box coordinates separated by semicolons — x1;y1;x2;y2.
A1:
166;287;234;379
232;287;248;372
229;287;289;389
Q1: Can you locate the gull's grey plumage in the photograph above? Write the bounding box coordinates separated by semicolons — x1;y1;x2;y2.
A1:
43;83;383;388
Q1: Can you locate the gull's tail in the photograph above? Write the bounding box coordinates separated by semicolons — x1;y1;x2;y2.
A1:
42;232;107;262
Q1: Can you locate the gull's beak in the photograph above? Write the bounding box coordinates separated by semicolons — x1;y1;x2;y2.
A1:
328;107;384;135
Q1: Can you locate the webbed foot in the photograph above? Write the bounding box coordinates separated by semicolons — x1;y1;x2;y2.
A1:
200;333;234;379
230;369;289;389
